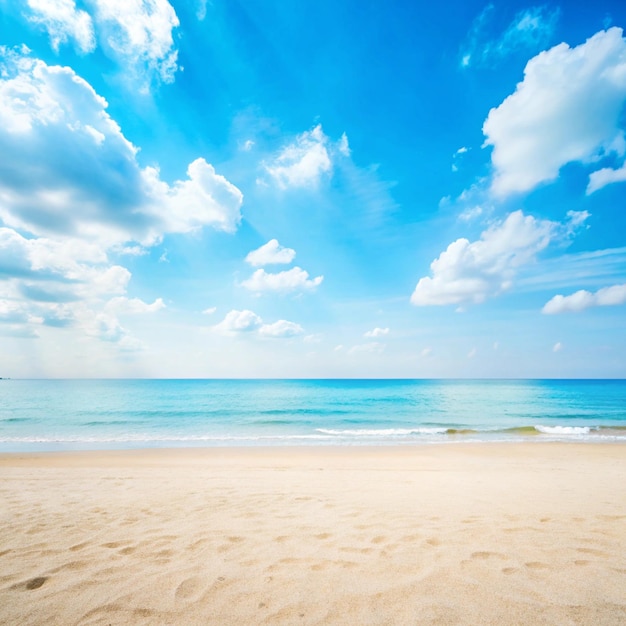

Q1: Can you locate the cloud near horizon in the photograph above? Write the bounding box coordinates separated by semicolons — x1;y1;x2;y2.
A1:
0;47;240;346
411;210;585;307
213;309;304;338
240;267;323;294
542;283;626;313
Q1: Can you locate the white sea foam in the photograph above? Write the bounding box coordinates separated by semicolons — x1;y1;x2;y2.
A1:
316;427;448;436
535;425;591;435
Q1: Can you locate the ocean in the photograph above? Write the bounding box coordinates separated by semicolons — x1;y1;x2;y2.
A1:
0;379;625;452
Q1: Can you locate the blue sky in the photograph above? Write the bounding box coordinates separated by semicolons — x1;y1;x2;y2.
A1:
1;0;625;378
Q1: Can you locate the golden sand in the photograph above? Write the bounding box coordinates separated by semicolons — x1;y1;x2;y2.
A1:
1;443;625;625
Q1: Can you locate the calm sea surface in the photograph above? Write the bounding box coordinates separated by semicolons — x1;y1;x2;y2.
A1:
1;379;625;452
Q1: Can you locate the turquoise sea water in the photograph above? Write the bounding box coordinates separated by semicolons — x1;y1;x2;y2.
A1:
0;379;625;452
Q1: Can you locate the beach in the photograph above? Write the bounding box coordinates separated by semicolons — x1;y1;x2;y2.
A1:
1;443;625;625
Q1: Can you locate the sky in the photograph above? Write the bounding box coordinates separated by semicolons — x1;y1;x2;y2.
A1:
0;0;626;378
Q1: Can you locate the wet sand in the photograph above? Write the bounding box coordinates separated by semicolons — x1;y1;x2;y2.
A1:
1;443;625;625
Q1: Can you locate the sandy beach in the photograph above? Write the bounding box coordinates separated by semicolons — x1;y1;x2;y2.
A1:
1;443;625;625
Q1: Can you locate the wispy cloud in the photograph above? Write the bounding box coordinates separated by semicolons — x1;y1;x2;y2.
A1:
461;4;559;68
23;0;180;88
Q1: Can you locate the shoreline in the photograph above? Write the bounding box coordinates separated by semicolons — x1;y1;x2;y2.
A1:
1;438;625;462
2;442;625;624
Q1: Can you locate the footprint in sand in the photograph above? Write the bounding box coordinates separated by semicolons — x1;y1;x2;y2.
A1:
471;551;506;560
12;576;48;591
576;547;610;558
315;533;332;540
175;576;203;600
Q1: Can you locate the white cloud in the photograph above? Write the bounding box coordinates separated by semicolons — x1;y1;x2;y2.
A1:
461;5;559;68
0;224;163;346
213;309;304;339
26;0;96;53
420;347;432;358
263;124;347;189
0;49;242;246
245;239;296;267
467;348;477;359
259;320;304;338
542;283;626;314
337;132;350;157
483;28;626;197
553;342;562;352
411;210;560;306
0;48;241;349
202;306;216;315
348;342;386;355
92;0;180;86
23;0;180;88
587;161;626;194
105;296;165;315
458;206;483;222
196;0;207;21
213;309;262;334
241;267;323;294
452;146;469;173
146;158;243;236
364;327;389;338
304;333;322;343
0;299;36;324
115;245;147;257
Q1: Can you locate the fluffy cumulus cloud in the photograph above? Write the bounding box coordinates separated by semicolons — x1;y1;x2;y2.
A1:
542;283;626;314
0;48;241;345
213;309;262;333
23;0;179;87
364;327;389;338
0;49;242;245
484;28;626;197
213;310;303;339
241;267;323;294
258;319;304;338
245;239;296;267
105;296;165;315
263;125;349;189
0;225;165;344
411;210;573;306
